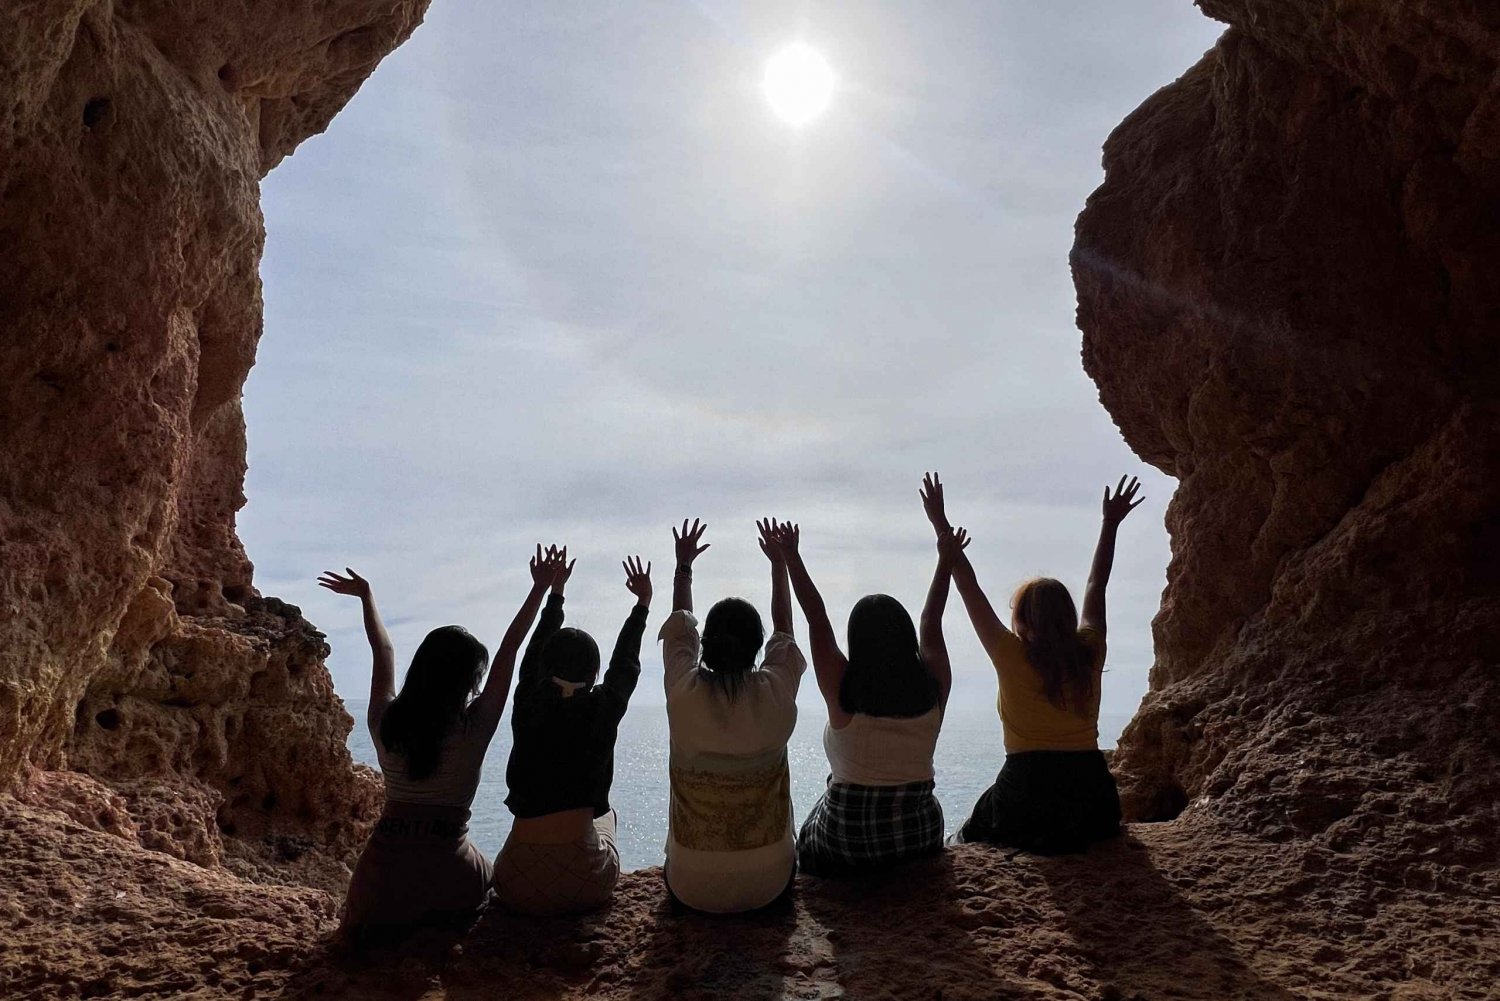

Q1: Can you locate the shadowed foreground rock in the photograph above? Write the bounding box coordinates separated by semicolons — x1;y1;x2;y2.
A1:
4;798;1496;1000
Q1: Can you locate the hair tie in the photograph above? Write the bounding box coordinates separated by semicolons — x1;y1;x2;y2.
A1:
551;677;586;698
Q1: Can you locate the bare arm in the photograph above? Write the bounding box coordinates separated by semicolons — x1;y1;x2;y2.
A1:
671;518;709;614
473;545;565;722
317;569;395;733
1081;476;1144;635
949;535;1015;664
760;520;795;637
762;520;836;706
920;550;955;711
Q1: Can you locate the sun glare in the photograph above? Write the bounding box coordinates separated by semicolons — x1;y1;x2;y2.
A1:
763;43;834;126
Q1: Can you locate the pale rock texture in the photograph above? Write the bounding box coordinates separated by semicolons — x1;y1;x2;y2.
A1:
0;0;427;865
1073;0;1500;863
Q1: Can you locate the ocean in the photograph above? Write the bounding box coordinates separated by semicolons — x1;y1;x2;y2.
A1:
346;697;1129;872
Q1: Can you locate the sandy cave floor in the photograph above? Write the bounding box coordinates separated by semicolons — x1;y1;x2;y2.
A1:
1;796;1496;1001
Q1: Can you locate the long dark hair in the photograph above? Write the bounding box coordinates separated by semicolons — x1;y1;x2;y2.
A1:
700;597;764;704
379;625;488;780
839;593;938;718
1012;578;1096;714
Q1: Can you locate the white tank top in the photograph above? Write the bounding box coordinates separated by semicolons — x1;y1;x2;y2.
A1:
823;707;942;787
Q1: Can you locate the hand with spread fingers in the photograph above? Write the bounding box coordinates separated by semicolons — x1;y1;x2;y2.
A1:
672;519;709;569
318;567;371;600
756;517;793;564
1102;475;1145;527
623;555;652;607
937;526;971;569
921;471;953;535
765;519;800;558
530;544;570;591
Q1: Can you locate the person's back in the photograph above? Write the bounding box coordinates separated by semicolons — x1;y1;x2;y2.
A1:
494;554;651;917
991;625;1105;753
776;486;956;876
660;518;806;913
319;550;565;940
939;475;1144;855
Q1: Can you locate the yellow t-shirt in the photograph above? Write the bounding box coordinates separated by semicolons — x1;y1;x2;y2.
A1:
992;627;1105;753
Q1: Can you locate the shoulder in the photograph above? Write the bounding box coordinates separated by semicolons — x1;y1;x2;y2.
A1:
988;628;1028;670
658;610;700;644
762;631;807;669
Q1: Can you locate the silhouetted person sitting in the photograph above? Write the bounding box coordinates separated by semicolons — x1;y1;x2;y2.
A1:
941;476;1144;854
769;478;956;875
493;551;651;916
320;547;564;939
660;518;806;913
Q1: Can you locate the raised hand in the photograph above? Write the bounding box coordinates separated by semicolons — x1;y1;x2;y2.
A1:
530;544;569;588
318;567;371;599
1103;475;1145;527
767;520;800;558
672;518;710;568
757;517;790;563
551;545;577;592
623;555;652;605
937;526;971;568
921;472;952;534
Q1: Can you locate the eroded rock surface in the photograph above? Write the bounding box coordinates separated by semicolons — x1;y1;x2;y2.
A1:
0;0;426;864
1073;0;1500;860
4;797;1497;1001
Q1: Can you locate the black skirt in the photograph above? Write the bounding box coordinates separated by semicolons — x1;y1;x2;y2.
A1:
957;749;1121;855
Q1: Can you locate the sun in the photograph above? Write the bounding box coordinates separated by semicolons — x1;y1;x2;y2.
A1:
763;43;835;126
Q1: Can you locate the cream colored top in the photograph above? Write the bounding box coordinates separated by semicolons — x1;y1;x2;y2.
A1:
824;707;942;786
659;610;806;914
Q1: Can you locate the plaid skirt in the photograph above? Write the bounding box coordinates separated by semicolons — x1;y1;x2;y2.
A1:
796;778;943;876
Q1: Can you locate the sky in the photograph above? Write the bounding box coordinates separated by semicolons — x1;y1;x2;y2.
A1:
243;1;1223;724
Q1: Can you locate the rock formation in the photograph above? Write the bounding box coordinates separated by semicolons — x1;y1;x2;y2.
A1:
1073;0;1500;863
4;0;1500;998
0;0;430;868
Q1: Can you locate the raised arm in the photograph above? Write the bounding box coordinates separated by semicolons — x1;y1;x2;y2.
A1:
515;546;574;700
758;519;795;637
317;568;395;733
472;545;564;723
919;474;956;707
603;556;652;707
671;518;709;613
1081;475;1144;635
764;519;843;709
947;529;1016;664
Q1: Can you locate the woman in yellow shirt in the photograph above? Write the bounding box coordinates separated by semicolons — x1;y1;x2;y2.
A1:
931;474;1144;854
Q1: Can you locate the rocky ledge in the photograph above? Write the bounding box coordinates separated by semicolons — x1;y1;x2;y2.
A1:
4;797;1497;1000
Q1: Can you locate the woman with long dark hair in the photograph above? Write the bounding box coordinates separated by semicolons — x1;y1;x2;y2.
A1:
493;552;652;915
940;475;1144;854
320;545;567;937
660;518;806;913
770;474;958;875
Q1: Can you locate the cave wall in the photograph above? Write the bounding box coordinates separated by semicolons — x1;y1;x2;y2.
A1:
1074;0;1500;862
0;0;431;865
